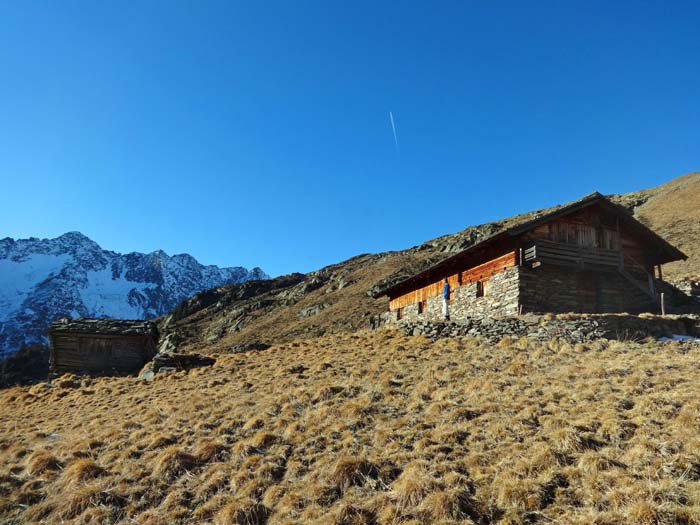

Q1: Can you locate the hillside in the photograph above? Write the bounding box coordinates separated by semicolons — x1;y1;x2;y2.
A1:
165;172;700;353
2;331;699;524
613;172;700;281
0;232;267;357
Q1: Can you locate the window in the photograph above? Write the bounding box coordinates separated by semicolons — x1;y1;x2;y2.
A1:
418;300;427;314
396;307;403;320
476;280;486;298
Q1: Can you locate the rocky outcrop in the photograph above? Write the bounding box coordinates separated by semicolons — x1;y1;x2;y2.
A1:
299;303;329;318
159;254;387;349
167;273;306;325
151;352;215;372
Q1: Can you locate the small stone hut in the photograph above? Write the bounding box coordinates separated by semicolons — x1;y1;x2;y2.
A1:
48;318;158;376
374;192;687;322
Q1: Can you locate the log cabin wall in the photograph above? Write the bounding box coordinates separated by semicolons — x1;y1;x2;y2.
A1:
50;333;155;375
518;266;657;314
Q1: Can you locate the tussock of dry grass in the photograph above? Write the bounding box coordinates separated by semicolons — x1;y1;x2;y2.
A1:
25;450;63;475
59;458;106;486
2;330;700;524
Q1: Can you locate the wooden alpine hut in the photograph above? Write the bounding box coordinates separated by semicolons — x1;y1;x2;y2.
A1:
374;192;687;322
48;318;158;376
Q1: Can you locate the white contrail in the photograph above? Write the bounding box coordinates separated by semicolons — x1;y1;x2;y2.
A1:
389;111;399;152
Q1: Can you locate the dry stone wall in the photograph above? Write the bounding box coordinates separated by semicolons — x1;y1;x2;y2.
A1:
395;313;700;344
451;267;520;319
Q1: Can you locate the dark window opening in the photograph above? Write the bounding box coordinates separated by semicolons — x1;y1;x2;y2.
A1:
396;307;403;320
476;280;486;298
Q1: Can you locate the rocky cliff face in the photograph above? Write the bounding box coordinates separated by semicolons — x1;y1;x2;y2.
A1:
0;232;268;357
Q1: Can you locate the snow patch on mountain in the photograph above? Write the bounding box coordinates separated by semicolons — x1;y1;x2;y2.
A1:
0;254;72;322
0;232;268;357
78;267;154;319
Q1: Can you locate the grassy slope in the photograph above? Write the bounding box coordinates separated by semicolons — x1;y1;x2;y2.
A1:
629;172;700;280
2;172;700;524
166;251;423;353
2;331;700;524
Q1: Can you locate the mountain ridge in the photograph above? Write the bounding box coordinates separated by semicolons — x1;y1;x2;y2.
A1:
0;232;268;357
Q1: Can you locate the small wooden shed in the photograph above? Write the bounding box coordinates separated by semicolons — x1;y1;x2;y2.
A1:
48;318;158;376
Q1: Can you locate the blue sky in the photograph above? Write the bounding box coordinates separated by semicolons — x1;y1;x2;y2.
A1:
1;2;698;276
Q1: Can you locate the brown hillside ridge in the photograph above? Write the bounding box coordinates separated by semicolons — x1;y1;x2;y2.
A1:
163;172;700;354
611;172;700;281
2;332;700;523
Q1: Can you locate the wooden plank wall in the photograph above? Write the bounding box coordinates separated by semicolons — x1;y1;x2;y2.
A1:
460;251;517;286
52;334;152;374
389;251;517;310
527;206;651;264
529;218;618;249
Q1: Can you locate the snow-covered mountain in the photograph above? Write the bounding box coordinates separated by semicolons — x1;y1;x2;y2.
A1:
0;232;268;357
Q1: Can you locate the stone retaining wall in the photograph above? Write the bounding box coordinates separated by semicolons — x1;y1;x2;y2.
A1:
394;313;700;344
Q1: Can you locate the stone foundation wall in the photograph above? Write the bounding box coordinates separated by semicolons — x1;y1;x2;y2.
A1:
401;302;421;322
425;295;443;321
384;266;520;324
396;313;700;344
451;267;520;319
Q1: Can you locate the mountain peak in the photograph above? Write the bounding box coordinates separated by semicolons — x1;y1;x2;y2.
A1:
0;234;268;357
58;231;92;242
55;231;103;253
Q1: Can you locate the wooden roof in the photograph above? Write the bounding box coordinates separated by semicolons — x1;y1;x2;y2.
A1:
375;192;687;298
49;318;158;337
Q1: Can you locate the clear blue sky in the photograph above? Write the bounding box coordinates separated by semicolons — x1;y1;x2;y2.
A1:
1;2;698;276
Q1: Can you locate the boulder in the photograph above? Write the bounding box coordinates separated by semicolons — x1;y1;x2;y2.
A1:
152;352;216;372
299;303;329;318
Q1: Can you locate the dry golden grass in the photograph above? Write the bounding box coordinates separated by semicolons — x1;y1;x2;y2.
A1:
2;329;700;524
622;171;700;280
